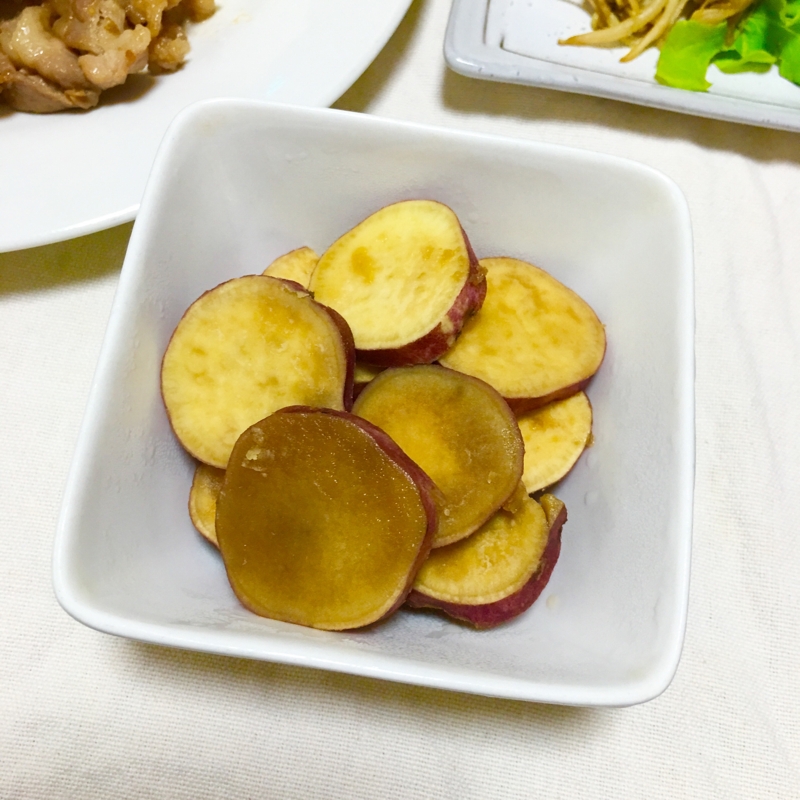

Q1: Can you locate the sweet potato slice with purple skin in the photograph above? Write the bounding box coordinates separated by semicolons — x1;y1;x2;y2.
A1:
518;392;593;493
353;365;523;548
406;492;566;629
161;275;354;468
440;258;606;413
216;407;438;631
188;463;225;546
263;246;319;288
310;200;486;366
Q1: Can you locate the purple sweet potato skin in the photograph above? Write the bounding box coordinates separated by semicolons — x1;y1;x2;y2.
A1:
406;503;566;629
504;379;593;415
317;304;356;411
357;231;486;367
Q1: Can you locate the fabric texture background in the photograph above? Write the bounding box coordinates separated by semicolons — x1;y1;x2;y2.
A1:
1;0;799;796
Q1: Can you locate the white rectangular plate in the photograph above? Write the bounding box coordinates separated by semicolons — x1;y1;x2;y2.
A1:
445;0;800;132
54;101;694;706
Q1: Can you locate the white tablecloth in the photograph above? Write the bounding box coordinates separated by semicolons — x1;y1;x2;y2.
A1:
2;0;799;796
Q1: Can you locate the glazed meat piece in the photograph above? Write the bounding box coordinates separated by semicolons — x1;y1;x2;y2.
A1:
50;0;151;89
148;12;187;73
123;0;171;34
0;39;97;111
1;6;89;88
0;0;214;111
182;0;213;20
2;68;97;110
0;50;12;84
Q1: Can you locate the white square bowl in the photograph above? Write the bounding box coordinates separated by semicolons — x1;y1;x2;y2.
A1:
53;101;694;706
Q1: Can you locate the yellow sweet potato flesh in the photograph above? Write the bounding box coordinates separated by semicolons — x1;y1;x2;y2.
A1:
539;493;566;530
440;258;605;401
216;410;432;630
188;463;225;546
354;362;385;385
353;365;523;548
262;246;319;288
310;201;471;351
413;491;549;605
161;276;348;468
518;392;593;493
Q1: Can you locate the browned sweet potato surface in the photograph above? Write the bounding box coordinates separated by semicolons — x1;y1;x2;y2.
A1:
216;408;437;631
353;365;523;548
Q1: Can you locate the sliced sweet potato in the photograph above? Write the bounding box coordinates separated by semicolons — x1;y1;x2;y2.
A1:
518;392;593;493
263;246;319;288
216;407;438;631
353;362;385;399
440;257;606;413
353;365;523;548
188;463;225;546
406;492;566;629
161;275;354;468
310;200;486;365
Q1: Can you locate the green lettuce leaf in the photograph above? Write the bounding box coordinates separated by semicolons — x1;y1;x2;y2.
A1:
714;54;773;72
656;20;728;90
656;0;800;90
779;0;800;27
760;0;800;84
713;3;781;72
778;33;800;81
730;4;782;62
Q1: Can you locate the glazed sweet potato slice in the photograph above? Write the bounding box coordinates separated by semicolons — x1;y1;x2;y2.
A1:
216;407;438;630
353;365;523;548
406;492;566;629
263;246;319;288
518;392;593;493
161;275;354;468
440;257;606;413
309;200;486;365
188;463;225;546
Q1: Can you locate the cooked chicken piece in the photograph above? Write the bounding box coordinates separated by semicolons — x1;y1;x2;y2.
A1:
182;0;213;21
50;0;131;53
78;35;147;88
1;64;98;111
48;0;150;88
0;51;13;82
148;18;187;72
0;6;89;88
0;0;214;111
122;0;171;36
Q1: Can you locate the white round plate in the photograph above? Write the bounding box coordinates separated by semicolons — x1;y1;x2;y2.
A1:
0;0;412;253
